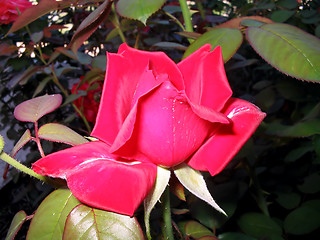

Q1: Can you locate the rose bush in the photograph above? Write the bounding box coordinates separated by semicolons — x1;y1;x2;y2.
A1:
0;0;32;25
32;43;265;216
71;79;102;123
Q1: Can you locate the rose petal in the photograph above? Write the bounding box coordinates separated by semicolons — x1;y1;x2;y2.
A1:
33;141;120;178
32;141;157;216
113;81;218;167
178;44;232;112
67;159;157;216
187;98;266;176
91;50;150;145
118;43;184;90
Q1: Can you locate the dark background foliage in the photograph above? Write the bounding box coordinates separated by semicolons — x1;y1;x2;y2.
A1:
0;0;320;239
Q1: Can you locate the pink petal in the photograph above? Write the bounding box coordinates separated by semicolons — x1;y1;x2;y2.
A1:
91;50;150;145
178;44;232;112
118;43;184;90
113;81;220;167
32;141;117;178
32;141;157;216
67;159;157;216
187;98;266;176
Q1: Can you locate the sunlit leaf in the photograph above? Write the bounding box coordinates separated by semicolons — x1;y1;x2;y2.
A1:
238;212;282;239
10;129;32;157
70;0;113;54
27;189;81;240
284;200;320;235
63;204;144;239
116;0;166;25
246;23;320;82
14;94;62;123
144;166;170;239
5;211;28;240
38;123;89;146
7;0;70;35
183;28;243;62
173;163;226;215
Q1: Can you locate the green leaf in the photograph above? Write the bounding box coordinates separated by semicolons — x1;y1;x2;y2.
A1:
5;211;28;240
10;129;32;157
219;232;258;240
116;0;166;25
271;10;295;23
284;145;313;162
38;123;89;146
265;119;320;137
173;163;226;215
237;212;282;239
33;76;52;98
284;200;320;235
91;55;107;71
240;19;267;27
14;94;62;123
275;192;301;209
246;23;320;82
27;189;81;240
63;204;144;239
183;28;243;62
70;0;113;54
297;172;320;194
144;166;170;239
276;0;298;9
184;221;215;238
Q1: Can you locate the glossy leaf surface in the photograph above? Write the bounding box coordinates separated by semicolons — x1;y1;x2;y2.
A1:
14;94;62;123
63;204;144;239
183;28;243;62
38;123;89;146
5;211;27;240
174;163;226;215
144;166;170;239
116;0;166;24
27;189;81;240
246;23;320;82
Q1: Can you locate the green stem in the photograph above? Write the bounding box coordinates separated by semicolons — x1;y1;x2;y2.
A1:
111;3;127;44
0;151;58;187
179;0;193;33
164;11;186;31
162;187;174;240
195;0;205;20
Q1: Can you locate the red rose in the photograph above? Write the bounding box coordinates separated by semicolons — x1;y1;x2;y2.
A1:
33;44;265;216
71;80;101;123
0;0;32;25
